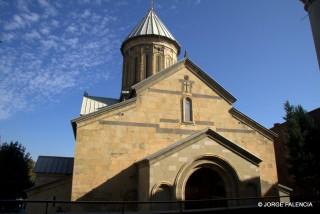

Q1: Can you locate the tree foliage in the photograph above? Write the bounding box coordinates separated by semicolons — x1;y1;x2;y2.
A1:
284;101;320;195
0;141;34;200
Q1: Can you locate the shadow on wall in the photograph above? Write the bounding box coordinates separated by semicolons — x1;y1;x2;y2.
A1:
70;163;280;212
74;164;139;212
149;177;265;211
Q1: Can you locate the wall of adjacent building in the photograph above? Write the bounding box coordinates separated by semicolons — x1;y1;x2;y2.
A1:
26;177;72;214
308;0;320;69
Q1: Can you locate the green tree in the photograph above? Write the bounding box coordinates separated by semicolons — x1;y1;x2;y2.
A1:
284;101;320;196
0;141;34;200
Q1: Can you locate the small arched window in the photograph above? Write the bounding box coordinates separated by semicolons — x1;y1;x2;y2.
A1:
184;97;193;122
125;60;130;86
145;54;151;77
166;57;172;67
134;57;139;83
156;55;161;72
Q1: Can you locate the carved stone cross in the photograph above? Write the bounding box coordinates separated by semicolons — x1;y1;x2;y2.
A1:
182;75;192;93
183;80;191;93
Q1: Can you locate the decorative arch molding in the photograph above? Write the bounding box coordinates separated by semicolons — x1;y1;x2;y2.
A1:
150;181;172;199
150;182;173;211
174;154;240;201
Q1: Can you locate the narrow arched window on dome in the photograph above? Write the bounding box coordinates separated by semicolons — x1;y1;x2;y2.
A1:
184;97;193;122
156;55;161;72
145;54;151;77
166;56;172;67
134;57;139;83
125;60;130;87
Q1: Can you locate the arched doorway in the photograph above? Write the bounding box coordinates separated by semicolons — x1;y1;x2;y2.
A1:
185;167;227;209
150;184;172;211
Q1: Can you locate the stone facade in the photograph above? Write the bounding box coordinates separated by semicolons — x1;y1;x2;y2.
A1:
137;129;262;210
71;59;279;209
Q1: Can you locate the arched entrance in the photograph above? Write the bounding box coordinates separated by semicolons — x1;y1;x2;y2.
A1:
185;167;227;209
174;156;239;209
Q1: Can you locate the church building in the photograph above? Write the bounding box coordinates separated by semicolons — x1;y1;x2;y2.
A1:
27;7;289;212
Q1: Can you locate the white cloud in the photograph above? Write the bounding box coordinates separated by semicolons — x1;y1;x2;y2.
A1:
4;15;25;30
115;1;128;7
79;0;91;4
41;39;58;49
22;12;40;22
64;38;79;48
40;26;50;35
82;9;91;18
50;19;59;27
17;0;30;12
94;0;103;5
4;12;40;30
0;89;26;120
38;0;57;18
1;33;16;41
25;30;42;40
0;0;121;120
170;5;177;10
66;25;77;33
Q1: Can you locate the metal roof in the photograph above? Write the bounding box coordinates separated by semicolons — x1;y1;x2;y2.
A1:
34;156;74;175
71;97;137;138
80;94;119;116
126;9;177;43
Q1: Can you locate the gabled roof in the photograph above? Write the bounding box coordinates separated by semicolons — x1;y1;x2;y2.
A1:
139;128;262;166
34;156;74;175
132;58;237;104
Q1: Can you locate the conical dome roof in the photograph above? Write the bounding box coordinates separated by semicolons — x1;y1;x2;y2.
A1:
122;9;180;51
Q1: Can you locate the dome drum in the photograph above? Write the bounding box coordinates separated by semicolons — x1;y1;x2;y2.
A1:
120;9;180;93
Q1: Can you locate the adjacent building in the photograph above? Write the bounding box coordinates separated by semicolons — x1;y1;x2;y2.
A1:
301;0;320;69
271;107;320;196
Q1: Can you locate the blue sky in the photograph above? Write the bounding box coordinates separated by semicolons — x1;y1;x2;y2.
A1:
0;0;319;160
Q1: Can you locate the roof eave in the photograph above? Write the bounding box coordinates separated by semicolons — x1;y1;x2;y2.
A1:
184;58;237;104
230;107;278;140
